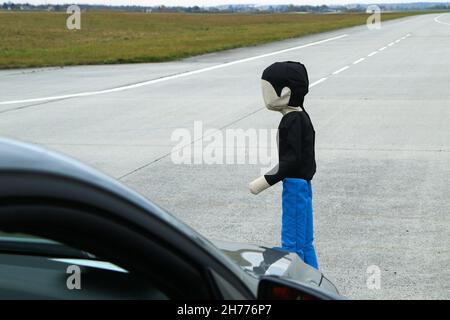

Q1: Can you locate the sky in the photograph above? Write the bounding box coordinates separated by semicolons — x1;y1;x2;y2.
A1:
19;0;448;6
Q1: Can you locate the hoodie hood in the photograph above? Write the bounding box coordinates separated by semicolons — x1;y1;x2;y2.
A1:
261;61;309;112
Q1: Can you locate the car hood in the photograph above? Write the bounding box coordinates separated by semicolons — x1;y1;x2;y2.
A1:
212;240;339;295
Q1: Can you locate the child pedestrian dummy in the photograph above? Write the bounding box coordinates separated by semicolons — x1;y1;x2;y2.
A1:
249;61;318;269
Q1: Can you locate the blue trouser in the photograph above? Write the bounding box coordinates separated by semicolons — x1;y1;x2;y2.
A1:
281;178;318;269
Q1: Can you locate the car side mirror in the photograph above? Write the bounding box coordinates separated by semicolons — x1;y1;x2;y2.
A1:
257;276;340;300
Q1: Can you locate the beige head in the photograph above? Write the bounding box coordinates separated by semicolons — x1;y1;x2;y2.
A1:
261;61;309;114
261;79;299;115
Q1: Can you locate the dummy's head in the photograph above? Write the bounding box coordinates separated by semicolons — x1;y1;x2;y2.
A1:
261;61;309;112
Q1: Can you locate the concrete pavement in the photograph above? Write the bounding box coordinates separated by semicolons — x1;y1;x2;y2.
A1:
1;13;449;299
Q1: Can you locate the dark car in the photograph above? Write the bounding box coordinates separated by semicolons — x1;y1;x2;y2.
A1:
0;138;341;300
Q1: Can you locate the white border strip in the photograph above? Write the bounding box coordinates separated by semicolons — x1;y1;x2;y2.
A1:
0;34;348;106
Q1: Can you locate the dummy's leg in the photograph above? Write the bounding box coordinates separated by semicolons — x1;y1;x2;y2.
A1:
281;179;300;259
282;178;318;269
282;178;308;262
303;181;319;269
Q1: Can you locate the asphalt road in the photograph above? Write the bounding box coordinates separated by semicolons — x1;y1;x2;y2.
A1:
1;13;449;299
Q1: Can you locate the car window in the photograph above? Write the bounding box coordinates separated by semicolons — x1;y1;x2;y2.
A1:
0;232;169;299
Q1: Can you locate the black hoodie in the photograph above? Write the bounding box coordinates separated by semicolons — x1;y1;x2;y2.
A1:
262;62;316;185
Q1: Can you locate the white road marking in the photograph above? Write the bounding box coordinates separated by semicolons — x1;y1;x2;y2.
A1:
332;66;349;75
310;77;328;88
327;33;411;82
0;34;348;106
434;14;450;26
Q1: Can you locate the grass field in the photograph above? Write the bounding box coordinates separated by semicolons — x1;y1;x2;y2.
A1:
0;11;429;69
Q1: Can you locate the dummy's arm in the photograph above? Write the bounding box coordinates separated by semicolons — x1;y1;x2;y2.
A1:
249;175;271;195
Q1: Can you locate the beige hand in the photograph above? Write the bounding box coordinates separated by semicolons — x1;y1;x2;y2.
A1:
249;176;270;195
